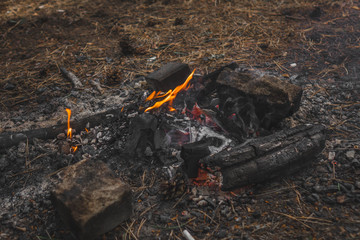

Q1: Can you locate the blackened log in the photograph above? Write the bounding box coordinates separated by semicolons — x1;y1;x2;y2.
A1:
201;124;325;190
0;108;124;150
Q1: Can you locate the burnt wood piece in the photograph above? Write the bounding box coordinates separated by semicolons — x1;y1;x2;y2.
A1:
201;124;326;190
145;62;191;92
202;62;238;82
216;69;303;129
52;159;132;240
181;139;212;178
124;113;157;156
60;67;83;89
0;108;124;150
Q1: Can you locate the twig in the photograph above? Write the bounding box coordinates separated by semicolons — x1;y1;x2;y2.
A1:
172;192;187;209
60;67;83;89
194;209;218;225
139;204;157;217
136;218;146;237
271;211;312;230
89;79;104;94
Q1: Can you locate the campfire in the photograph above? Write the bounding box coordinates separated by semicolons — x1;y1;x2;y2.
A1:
1;62;326;239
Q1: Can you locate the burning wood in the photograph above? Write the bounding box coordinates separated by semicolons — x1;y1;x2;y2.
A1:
145;62;191;92
144;69;195;112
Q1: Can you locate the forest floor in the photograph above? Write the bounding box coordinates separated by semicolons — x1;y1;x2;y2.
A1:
0;0;359;239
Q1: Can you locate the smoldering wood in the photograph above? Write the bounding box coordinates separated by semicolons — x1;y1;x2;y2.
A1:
60;67;84;89
181;139;212;178
0;108;124;150
215;68;303;129
201;124;326;190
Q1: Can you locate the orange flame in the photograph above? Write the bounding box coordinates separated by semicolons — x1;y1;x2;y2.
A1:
71;146;78;153
144;69;195;112
65;108;72;139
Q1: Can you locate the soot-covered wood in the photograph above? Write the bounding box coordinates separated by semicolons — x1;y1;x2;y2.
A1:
201;124;326;190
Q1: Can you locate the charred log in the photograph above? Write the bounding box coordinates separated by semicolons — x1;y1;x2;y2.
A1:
201;124;326;191
0;108;124;150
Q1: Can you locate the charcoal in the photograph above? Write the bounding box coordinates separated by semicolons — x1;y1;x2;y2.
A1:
52;159;132;240
145;62;191;92
180;138;212;178
124;113;157;156
201;124;325;190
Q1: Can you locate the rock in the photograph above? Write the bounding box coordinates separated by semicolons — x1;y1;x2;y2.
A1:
57;133;66;140
336;195;346;204
4;82;16;90
355;181;360;189
313;185;325;193
52;159;132;240
215;68;303;129
216;229;227;238
145;62;191;92
59;141;71;154
346;150;356;159
18;141;26;153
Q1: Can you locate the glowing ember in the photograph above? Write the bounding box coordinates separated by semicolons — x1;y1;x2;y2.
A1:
144;69;195;112
65;108;72;139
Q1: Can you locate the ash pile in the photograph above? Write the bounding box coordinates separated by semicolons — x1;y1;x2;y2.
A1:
0;62;328;239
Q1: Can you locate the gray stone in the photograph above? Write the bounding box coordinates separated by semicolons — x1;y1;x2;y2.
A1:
145;62;191;91
346;150;356;159
52;159;132;240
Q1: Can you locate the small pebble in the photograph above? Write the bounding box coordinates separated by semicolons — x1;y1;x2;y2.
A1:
346;150;355;159
197;200;208;207
216;229;227;239
18;142;26;153
57;133;66;140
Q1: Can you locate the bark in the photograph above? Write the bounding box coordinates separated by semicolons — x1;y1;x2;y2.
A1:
201;124;326;190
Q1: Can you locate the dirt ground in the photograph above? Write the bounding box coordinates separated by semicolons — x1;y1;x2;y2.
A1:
1;0;360;239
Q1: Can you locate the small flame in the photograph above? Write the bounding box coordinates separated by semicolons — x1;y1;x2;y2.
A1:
65;108;72;139
144;69;195;112
71;146;78;153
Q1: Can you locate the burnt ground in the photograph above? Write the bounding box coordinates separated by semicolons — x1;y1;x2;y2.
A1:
0;0;360;239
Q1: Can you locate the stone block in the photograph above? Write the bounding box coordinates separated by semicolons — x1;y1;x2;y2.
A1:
52;159;132;240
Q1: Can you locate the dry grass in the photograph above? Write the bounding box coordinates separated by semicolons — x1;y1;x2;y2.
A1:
0;0;358;111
